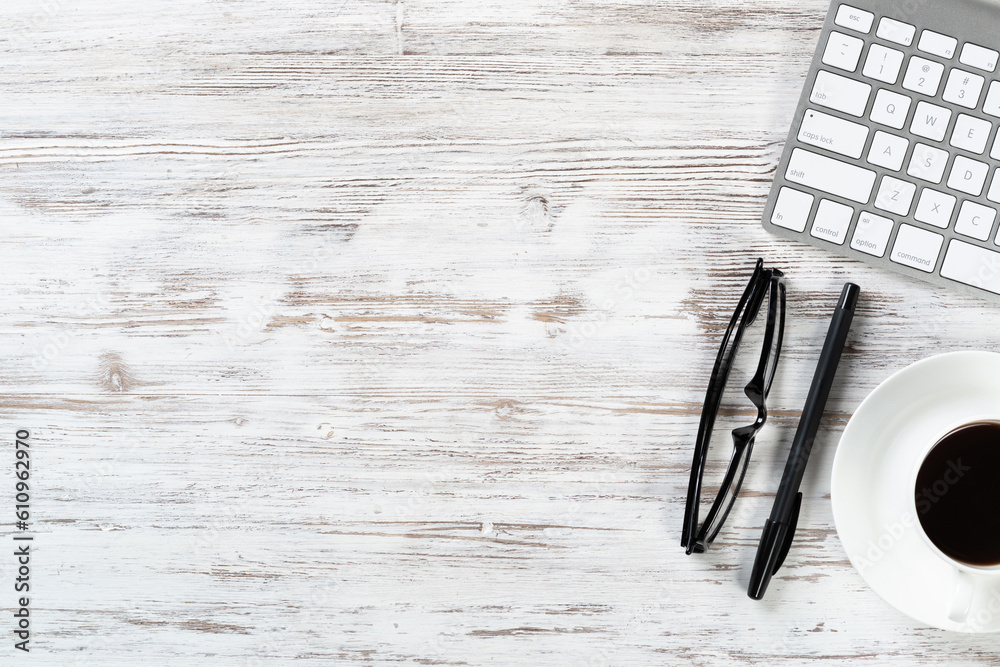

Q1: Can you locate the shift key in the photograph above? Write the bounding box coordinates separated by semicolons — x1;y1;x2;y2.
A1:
785;148;877;203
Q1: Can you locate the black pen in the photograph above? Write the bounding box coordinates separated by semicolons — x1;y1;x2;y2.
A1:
747;282;860;600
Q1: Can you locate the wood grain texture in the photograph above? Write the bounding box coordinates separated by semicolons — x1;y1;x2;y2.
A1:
4;0;1000;664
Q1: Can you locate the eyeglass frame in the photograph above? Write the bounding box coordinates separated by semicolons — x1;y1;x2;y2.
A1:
681;258;786;555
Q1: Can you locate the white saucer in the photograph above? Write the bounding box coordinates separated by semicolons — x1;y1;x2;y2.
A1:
832;351;1000;633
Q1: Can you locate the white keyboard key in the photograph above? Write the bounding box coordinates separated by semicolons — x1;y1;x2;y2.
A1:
950;114;991;154
990;132;1000;161
810;71;872;117
910;101;952;142
918;30;958;59
798;109;869;159
984;82;1000;117
811;199;854;245
914;188;957;228
943;69;985;109
955;201;997;241
908;143;950;184
988;171;1000;204
941;240;1000;294
870;89;912;130
948;156;990;196
835;5;874;34
960;43;999;72
875;176;916;216
771;187;814;233
903;57;945;97
785;148;877;204
891;224;944;272
878;17;916;47
863;44;905;84
851;211;894;257
867;131;908;171
823;31;865;72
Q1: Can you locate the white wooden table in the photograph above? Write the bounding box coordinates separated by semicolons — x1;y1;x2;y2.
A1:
4;0;1000;663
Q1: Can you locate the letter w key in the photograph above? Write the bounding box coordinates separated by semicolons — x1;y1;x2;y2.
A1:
911;101;952;142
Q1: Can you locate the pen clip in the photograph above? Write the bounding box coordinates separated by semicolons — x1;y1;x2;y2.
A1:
773;491;802;574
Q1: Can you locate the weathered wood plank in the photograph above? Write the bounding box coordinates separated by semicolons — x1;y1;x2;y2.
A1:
3;0;1000;664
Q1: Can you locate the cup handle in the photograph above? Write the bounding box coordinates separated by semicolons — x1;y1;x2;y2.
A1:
947;569;976;624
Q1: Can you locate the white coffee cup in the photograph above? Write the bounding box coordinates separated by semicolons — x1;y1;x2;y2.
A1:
833;351;1000;632
909;420;1000;627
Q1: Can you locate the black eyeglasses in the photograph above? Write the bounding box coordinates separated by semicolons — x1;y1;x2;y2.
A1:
682;258;785;555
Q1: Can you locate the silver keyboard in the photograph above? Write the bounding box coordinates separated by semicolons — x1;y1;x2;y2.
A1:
762;0;1000;303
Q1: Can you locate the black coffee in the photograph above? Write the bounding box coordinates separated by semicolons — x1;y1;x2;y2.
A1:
915;422;1000;567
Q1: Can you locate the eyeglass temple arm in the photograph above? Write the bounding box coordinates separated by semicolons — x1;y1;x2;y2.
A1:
682;260;765;552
